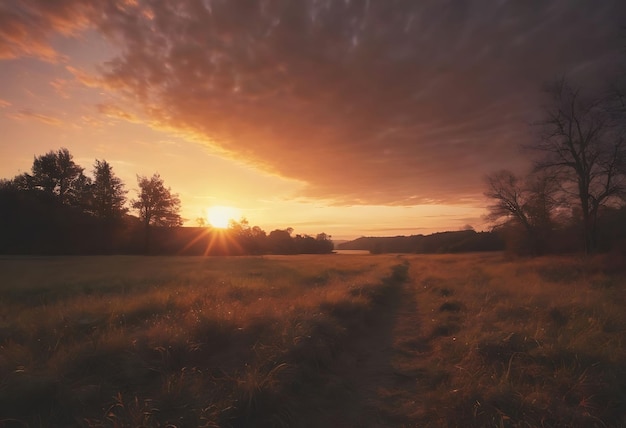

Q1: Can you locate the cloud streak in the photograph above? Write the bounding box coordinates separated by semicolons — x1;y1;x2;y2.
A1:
8;109;64;126
97;102;141;122
3;0;625;205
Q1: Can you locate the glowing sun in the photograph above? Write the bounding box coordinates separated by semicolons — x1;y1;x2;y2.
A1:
206;206;240;229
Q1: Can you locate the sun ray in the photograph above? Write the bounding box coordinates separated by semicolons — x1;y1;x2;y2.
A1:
179;226;244;256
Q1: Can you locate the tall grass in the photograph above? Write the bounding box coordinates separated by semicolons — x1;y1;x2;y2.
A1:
397;253;626;428
0;253;623;427
0;255;403;427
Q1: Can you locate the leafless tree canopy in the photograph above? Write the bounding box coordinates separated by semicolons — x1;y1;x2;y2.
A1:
532;80;626;252
484;169;559;254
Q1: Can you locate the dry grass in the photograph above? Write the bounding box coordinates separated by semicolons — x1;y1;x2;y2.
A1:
0;253;624;427
396;253;626;428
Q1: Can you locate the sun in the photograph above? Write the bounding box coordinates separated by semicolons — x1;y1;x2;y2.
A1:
206;206;240;229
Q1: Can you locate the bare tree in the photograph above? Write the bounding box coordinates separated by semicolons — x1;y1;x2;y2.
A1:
484;169;558;254
532;80;626;253
485;170;531;230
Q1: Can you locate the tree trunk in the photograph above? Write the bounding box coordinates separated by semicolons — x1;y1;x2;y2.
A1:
144;222;151;255
579;184;593;254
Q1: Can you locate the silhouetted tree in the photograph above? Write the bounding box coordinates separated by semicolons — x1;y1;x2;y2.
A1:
251;226;267;240
91;159;127;221
132;173;182;227
247;225;268;254
485;169;559;255
315;233;334;253
0;178;15;190
226;218;258;254
267;228;295;254
228;217;251;236
9;173;31;191
28;148;91;206
532;80;626;253
132;173;182;253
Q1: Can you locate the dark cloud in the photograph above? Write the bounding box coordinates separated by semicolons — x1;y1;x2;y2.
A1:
4;0;626;204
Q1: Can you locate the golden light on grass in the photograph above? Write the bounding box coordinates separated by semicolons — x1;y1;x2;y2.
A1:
206;205;241;229
1;254;624;426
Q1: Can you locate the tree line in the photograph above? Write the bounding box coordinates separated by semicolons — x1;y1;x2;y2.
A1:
0;149;333;255
484;79;626;255
4;75;626;258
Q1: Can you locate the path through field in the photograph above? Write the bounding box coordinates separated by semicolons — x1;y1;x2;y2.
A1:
341;274;424;426
301;258;439;427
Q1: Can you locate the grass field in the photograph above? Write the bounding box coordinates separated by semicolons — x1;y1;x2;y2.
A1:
0;253;624;427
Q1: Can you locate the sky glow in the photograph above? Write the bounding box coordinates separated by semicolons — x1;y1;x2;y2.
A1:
1;0;624;239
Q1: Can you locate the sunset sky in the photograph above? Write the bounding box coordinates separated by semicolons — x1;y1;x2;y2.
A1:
1;1;625;239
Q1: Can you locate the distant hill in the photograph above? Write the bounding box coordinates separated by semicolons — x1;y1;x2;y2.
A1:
337;230;503;254
331;239;350;248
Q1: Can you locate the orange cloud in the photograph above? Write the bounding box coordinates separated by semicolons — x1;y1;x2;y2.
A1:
0;0;93;62
97;103;141;123
50;79;71;98
65;65;103;88
9;109;64;127
80;115;104;128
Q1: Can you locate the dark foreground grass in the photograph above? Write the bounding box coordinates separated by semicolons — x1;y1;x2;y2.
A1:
0;253;624;427
0;255;404;427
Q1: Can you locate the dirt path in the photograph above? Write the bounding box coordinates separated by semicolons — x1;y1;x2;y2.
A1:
311;260;435;427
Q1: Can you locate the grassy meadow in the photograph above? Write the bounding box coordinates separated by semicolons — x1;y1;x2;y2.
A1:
0;253;624;427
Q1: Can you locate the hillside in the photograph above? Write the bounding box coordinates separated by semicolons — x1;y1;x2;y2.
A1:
337;230;503;254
